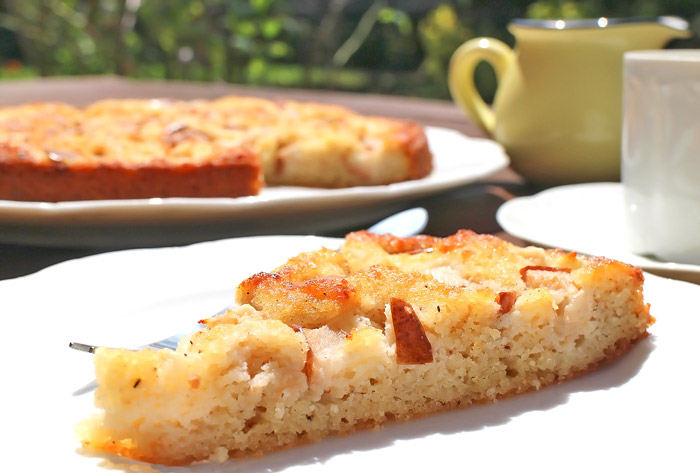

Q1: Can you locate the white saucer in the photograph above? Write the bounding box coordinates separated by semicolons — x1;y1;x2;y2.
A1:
496;182;700;285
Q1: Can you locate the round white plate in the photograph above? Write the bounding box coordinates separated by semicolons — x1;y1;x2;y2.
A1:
497;182;700;285
2;235;698;472
0;127;508;248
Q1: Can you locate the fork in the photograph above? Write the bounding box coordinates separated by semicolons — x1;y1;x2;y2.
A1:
69;326;198;353
68;302;235;355
68;207;428;358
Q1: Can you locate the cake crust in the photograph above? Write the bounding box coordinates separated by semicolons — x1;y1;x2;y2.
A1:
77;230;653;466
0;144;262;201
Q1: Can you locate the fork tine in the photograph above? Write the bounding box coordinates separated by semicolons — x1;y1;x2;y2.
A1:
69;342;97;354
69;333;184;354
69;304;235;355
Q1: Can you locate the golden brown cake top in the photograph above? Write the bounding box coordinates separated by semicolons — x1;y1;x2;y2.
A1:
236;230;648;331
0;96;427;169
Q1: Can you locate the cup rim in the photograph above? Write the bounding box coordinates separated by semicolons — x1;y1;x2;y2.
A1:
510;15;688;31
625;49;700;61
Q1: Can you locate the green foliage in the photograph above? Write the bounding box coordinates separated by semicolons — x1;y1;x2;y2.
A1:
527;1;591;18
0;1;698;99
418;5;473;98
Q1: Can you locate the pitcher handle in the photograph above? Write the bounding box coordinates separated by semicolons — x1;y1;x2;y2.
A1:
448;37;515;135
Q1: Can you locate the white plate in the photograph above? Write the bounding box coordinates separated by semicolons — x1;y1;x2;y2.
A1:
0;127;508;248
497;182;700;285
2;235;698;472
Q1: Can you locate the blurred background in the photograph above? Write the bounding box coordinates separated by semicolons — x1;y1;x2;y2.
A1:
0;0;699;103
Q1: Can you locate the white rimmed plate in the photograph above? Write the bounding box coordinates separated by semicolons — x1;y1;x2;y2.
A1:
0;127;508;247
497;182;700;285
2;235;698;472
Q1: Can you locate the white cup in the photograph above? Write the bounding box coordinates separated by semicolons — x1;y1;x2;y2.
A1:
622;50;700;265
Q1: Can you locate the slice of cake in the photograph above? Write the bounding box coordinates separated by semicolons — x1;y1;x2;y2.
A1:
77;230;653;466
0;96;432;202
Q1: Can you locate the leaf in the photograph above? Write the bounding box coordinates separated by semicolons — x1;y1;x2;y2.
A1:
261;18;282;39
251;0;274;14
236;20;257;37
267;41;290;58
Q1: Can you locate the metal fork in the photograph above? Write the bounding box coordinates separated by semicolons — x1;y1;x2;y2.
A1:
68;300;239;358
69;331;184;354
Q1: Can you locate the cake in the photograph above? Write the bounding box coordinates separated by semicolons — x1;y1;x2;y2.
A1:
77;230;653;465
0;96;432;202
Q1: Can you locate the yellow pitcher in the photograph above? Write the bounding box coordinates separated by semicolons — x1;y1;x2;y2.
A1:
448;17;691;184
